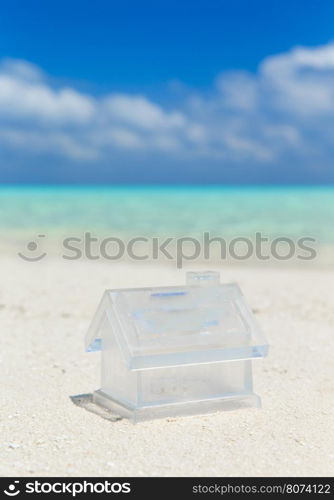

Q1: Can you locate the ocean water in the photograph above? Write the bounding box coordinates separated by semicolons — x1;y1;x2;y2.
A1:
0;186;333;243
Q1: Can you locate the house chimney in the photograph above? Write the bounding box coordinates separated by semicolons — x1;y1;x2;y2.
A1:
186;271;220;286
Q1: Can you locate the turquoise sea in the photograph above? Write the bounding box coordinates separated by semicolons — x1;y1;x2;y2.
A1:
0;186;333;243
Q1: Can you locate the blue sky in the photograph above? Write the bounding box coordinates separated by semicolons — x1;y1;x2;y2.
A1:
1;0;334;183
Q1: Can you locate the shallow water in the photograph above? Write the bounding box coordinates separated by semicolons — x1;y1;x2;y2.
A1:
0;185;333;243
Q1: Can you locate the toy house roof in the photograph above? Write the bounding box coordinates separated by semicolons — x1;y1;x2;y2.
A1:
85;271;268;371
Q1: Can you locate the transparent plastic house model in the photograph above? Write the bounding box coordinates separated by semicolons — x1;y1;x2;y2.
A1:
85;271;269;423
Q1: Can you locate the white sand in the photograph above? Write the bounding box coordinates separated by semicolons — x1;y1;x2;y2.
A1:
1;257;333;476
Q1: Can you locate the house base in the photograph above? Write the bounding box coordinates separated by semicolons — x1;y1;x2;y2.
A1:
93;389;261;423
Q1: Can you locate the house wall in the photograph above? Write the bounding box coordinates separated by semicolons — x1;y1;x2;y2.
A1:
137;360;253;407
99;311;254;409
100;317;138;407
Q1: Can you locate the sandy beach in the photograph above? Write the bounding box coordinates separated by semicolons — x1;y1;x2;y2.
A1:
0;256;333;477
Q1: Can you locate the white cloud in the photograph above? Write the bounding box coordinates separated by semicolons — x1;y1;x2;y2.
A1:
260;44;334;114
0;77;95;124
1;44;334;167
216;71;258;111
0;127;98;160
101;127;143;150
104;94;186;130
0;58;44;82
